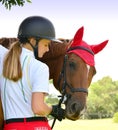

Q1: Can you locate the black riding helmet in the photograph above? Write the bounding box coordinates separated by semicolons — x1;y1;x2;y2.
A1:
17;16;61;59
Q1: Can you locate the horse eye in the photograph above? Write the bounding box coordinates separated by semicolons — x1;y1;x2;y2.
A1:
69;61;76;70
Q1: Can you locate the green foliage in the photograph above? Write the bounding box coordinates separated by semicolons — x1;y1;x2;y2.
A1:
113;112;118;123
46;94;59;105
0;0;31;10
86;76;118;119
49;79;53;84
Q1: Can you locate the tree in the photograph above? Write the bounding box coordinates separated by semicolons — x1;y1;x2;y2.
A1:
86;76;118;119
0;0;31;10
113;112;118;123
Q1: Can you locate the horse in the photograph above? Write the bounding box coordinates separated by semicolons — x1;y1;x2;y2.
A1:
0;26;108;129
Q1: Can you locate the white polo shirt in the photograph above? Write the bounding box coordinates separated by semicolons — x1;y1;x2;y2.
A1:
0;45;8;75
0;46;49;120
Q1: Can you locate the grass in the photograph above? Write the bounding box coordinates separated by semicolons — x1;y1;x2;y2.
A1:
49;118;118;130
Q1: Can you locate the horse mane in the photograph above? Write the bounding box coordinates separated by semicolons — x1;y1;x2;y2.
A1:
0;37;18;48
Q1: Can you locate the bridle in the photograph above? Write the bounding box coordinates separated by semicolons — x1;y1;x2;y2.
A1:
58;45;94;94
58;54;88;94
51;45;94;129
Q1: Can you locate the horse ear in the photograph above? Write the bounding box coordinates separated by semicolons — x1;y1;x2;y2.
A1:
71;26;84;46
90;40;109;54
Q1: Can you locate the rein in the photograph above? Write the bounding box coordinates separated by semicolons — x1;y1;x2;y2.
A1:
51;45;93;129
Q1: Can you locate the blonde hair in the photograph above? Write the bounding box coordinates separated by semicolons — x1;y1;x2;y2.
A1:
3;41;22;82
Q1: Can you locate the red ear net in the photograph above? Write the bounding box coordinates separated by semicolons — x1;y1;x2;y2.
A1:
90;40;109;54
68;26;109;66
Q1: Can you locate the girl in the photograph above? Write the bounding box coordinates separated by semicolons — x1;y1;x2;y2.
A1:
0;16;65;130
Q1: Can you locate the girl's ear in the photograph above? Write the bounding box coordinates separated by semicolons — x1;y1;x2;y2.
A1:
28;37;36;46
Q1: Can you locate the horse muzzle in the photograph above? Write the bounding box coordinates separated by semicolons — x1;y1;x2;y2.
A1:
65;95;86;120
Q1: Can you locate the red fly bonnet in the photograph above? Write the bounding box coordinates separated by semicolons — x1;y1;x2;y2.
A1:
67;26;108;66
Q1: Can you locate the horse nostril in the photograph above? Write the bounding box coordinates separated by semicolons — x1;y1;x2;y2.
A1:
71;103;76;111
71;103;78;113
70;102;83;114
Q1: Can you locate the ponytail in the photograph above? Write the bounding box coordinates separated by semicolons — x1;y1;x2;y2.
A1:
3;41;22;82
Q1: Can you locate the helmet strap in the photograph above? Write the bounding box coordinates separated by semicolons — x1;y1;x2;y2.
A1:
34;39;39;59
28;42;35;50
28;39;39;60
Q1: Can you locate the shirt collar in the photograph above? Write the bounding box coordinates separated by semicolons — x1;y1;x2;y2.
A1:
22;47;35;58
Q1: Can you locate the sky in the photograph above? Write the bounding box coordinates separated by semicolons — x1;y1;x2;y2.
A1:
0;0;118;83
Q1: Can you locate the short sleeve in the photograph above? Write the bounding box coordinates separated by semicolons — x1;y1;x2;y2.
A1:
0;45;8;94
0;45;8;64
31;60;50;94
0;45;8;74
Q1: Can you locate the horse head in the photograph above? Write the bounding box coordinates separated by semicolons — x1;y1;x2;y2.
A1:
58;26;108;120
